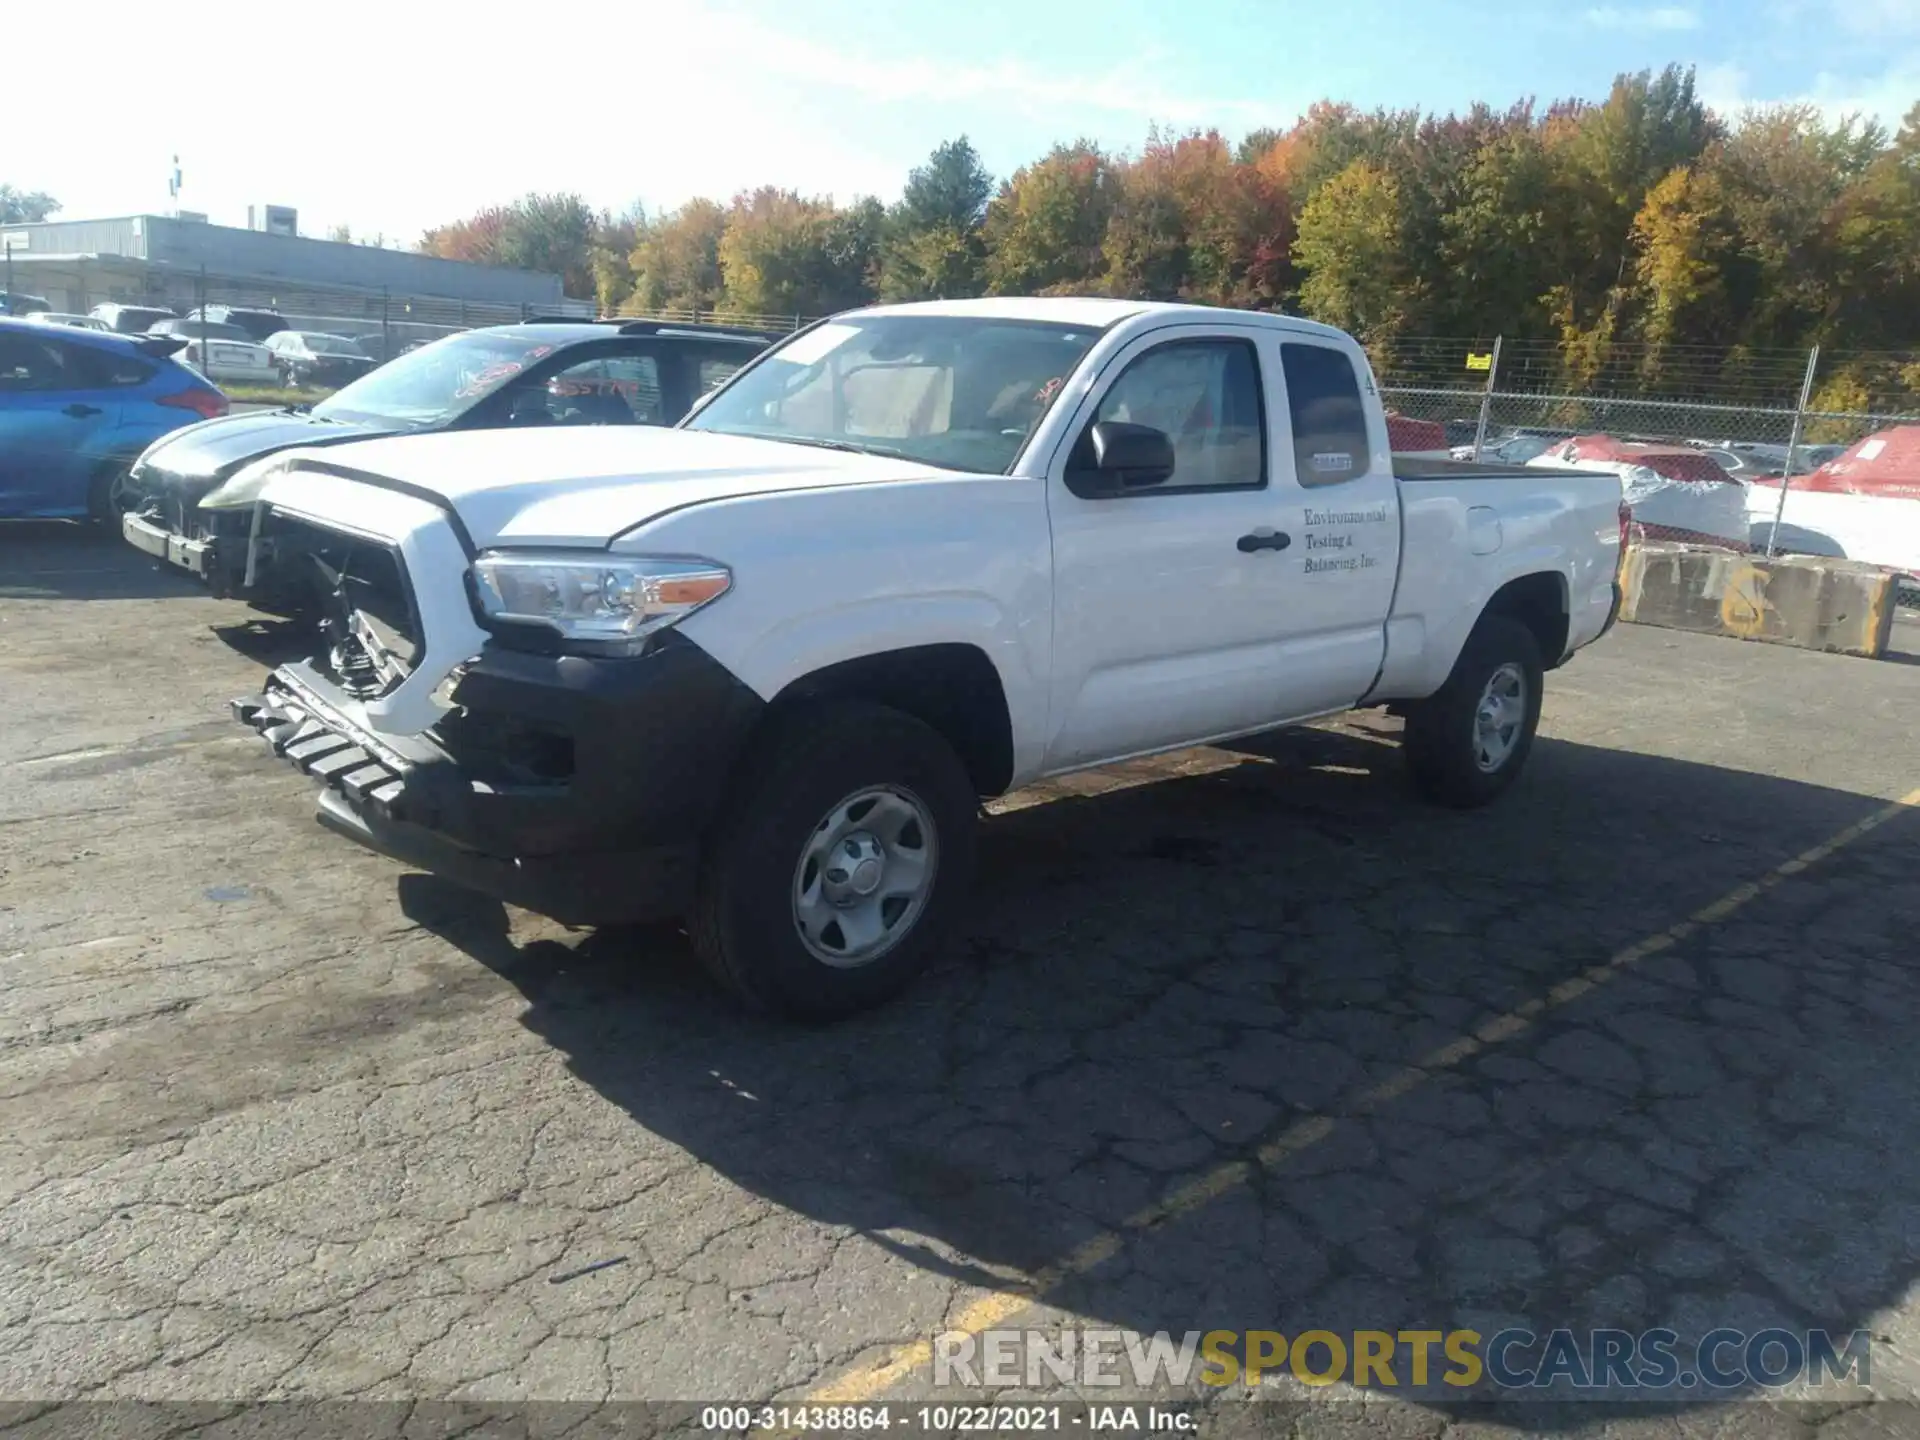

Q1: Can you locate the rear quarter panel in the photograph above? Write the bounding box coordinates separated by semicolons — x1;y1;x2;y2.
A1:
1372;472;1623;700
620;475;1055;780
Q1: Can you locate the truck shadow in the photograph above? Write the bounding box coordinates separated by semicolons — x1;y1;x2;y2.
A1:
402;725;1920;1419
0;520;205;602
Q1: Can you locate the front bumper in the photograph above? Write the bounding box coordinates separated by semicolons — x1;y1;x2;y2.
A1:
233;634;766;925
123;510;215;577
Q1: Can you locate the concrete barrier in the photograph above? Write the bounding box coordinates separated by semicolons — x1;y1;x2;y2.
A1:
1619;543;1897;658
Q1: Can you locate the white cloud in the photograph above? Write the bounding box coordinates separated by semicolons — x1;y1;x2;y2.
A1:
1697;57;1920;128
1834;0;1920;36
1584;6;1704;29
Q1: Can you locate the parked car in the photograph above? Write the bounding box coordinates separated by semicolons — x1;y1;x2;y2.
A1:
0;290;54;317
0;318;227;520
151;320;280;387
1701;448;1780;480
1450;433;1557;465
263;331;377;389
121;319;773;599
1530;434;1749;549
229;297;1625;1017
185;305;289;342
89;303;179;335
24;312;110;331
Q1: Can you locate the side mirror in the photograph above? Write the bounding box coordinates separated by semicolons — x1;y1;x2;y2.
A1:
1079;420;1176;490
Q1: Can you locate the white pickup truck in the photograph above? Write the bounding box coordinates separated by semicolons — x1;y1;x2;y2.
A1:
230;298;1626;1017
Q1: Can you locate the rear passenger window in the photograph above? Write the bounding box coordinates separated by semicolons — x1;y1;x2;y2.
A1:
1281;343;1372;487
541;355;664;425
0;333;66;389
698;355;747;394
66;344;155;388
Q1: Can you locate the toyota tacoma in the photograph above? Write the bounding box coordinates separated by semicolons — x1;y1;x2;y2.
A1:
229;299;1625;1017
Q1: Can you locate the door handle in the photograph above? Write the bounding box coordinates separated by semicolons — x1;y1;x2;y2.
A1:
1236;530;1292;553
63;404;102;418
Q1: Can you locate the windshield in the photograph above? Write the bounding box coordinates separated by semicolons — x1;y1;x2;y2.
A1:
301;333;367;357
312;330;563;426
684;315;1104;472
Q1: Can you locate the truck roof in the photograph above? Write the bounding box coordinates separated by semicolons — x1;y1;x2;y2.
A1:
838;295;1351;341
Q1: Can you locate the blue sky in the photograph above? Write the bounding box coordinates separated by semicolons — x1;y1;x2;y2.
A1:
10;0;1916;243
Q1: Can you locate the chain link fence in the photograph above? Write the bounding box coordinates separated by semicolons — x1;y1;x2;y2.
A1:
1376;337;1920;609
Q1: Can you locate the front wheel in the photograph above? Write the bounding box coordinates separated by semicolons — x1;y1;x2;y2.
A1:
690;699;978;1019
1402;614;1545;808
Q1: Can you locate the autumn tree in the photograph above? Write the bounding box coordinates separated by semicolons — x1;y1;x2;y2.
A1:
420;207;511;265
628;199;728;313
1293;160;1412;343
981;142;1118;295
1628;163;1742;382
719;189;881;317
1100;129;1294;307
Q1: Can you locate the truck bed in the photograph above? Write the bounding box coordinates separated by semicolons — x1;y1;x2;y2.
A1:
1392;456;1550;481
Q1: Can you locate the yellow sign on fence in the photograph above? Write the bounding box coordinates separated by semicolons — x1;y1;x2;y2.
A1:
1465;352;1494;372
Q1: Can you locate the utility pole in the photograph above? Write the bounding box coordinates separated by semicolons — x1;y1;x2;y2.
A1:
1469;336;1504;461
4;240;13;313
1764;346;1821;559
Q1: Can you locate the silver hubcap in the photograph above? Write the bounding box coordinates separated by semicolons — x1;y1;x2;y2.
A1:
1473;662;1527;773
792;786;938;968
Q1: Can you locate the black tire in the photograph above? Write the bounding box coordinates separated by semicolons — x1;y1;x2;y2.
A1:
1402;614;1545;808
86;463;134;525
690;699;978;1020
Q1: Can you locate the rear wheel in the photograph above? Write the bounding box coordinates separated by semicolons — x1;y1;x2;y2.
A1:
690;700;978;1020
1402;615;1545;808
86;463;136;525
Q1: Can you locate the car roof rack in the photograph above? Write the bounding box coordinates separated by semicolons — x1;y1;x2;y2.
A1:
614;319;783;342
520;315;609;326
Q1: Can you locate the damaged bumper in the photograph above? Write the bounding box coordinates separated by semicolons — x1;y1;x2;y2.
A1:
232;636;765;926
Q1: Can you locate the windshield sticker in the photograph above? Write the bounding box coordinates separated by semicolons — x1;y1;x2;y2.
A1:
775;323;861;367
454;360;526;398
1311;451;1355;474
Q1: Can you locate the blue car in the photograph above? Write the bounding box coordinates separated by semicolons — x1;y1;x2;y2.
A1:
0;317;228;520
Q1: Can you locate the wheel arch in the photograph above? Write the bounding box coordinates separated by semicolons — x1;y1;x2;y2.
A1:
1481;569;1571;670
767;642;1016;798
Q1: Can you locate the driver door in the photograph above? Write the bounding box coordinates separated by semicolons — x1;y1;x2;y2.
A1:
1041;324;1305;770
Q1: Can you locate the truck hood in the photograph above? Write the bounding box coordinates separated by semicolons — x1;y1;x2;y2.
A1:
137;409;402;489
271;425;949;549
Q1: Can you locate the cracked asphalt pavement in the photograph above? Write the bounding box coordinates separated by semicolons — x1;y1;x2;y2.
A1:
4;523;1920;1438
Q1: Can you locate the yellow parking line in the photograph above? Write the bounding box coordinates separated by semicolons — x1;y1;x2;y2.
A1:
805;785;1920;1405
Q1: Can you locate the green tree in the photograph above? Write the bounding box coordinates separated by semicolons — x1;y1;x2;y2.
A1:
881;137;994;299
981;142;1118;294
1711;105;1886;348
1437;121;1559;340
1828;102;1920;349
0;186;59;224
1293;160;1412;343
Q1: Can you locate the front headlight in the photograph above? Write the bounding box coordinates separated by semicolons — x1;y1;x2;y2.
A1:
469;550;731;654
